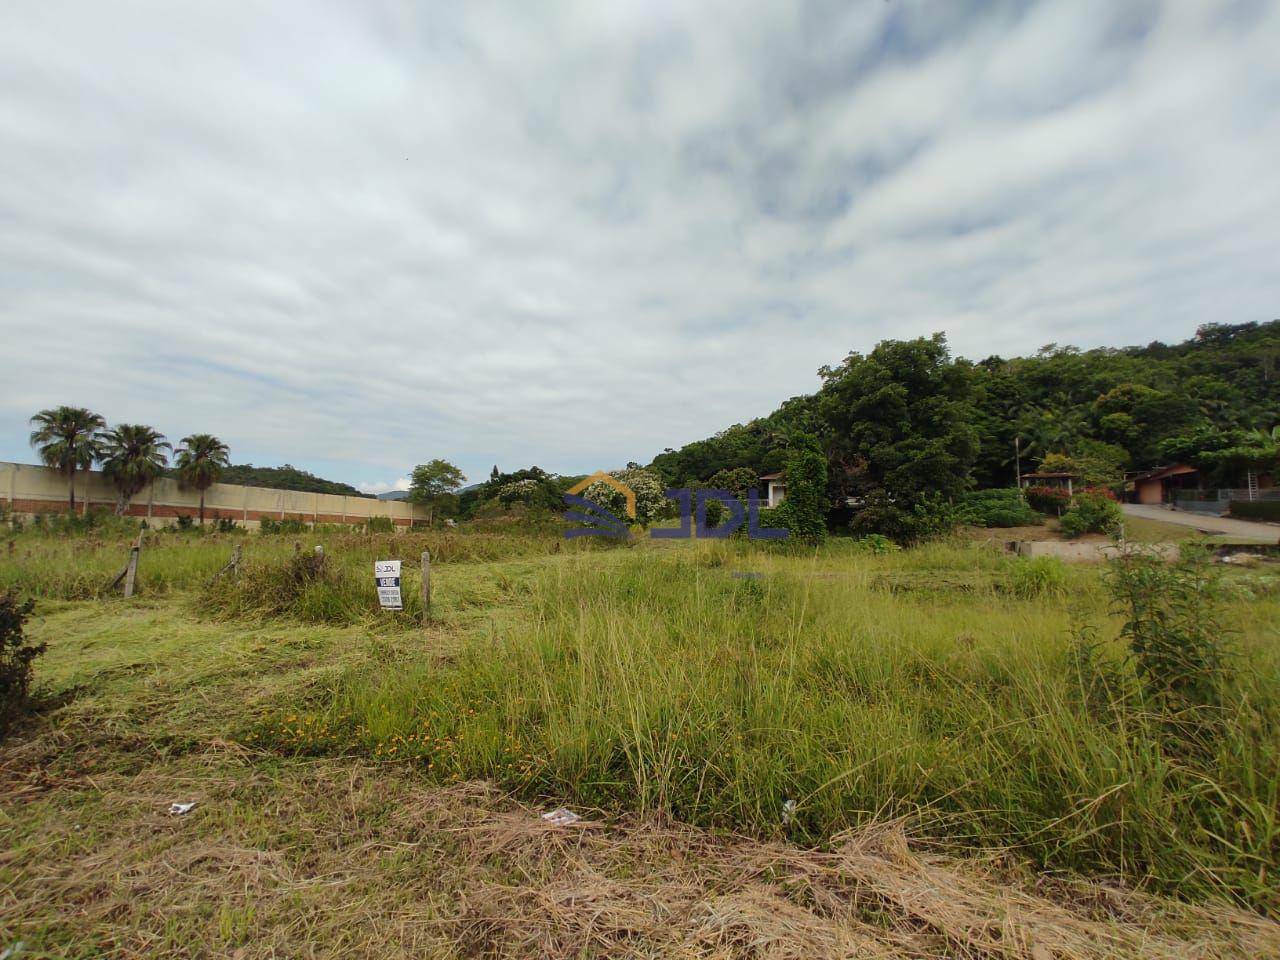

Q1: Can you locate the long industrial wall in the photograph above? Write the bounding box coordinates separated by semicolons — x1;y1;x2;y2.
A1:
0;461;428;528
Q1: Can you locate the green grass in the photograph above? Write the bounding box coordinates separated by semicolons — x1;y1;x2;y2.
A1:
269;542;1280;914
0;526;609;603
6;527;1280;918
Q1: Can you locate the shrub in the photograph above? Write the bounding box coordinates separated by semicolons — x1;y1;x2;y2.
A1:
1106;545;1230;709
259;517;309;536
1023;485;1071;514
1059;491;1122;538
580;468;669;526
957;488;1040;527
1229;499;1280;521
780;439;827;543
1079;485;1119;502
1;593;44;738
899;493;961;541
363;516;394;534
854;533;898;555
216;518;238;533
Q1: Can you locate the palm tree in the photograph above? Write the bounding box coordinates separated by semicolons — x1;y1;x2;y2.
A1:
99;425;171;515
29;406;106;515
174;434;230;525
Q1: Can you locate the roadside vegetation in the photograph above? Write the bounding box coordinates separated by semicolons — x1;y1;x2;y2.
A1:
3;521;1279;932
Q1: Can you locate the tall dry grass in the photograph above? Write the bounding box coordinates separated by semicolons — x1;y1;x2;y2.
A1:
286;545;1280;913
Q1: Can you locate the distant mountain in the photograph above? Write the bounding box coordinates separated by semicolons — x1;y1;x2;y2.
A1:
215;464;373;498
380;483;481;501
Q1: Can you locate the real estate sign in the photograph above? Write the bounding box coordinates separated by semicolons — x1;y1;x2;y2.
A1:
374;559;402;610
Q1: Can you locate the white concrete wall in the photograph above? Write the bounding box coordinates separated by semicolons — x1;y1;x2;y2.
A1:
0;461;428;528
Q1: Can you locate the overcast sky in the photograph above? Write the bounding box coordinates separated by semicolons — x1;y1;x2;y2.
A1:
2;1;1278;492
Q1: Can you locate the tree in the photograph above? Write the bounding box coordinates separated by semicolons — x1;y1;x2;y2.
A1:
819;334;978;534
490;465;500;481
28;406;106;515
99;425;171;515
409;460;465;522
780;437;827;542
580;468;667;526
174;434;231;525
706;467;761;501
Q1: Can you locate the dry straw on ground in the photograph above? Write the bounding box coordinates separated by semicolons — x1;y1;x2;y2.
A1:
2;731;1276;959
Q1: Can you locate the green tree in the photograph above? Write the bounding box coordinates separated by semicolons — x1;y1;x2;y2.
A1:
706;467;761;501
99;425;171;515
780;437;827;543
174;434;231;525
819;334;978;534
581;468;667;526
410;459;466;522
28;405;106;515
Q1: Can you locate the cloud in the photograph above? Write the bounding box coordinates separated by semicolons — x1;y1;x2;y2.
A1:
358;477;412;496
2;0;1278;483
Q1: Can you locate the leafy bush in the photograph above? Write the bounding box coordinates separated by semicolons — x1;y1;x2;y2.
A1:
216;517;238;533
363;516;394;534
1;593;44;738
1229;499;1280;521
580;468;669;526
957;488;1041;527
259;517;309;536
1059;491;1122;538
854;533;898;554
1106;545;1230;710
1079;485;1119;502
780;438;828;543
1023;485;1071;514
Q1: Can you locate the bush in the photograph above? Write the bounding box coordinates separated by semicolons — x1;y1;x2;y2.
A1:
259;517;309;536
1079;485;1119;502
1023;485;1072;514
1;593;44;738
1059;492;1122;538
363;516;394;534
1104;543;1231;719
1229;499;1280;521
854;533;898;555
958;488;1041;527
780;438;827;543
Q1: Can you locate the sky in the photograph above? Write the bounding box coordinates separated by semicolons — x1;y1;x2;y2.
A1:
2;1;1278;493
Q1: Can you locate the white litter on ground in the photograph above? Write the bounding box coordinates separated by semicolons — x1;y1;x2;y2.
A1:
540;807;581;826
168;802;197;816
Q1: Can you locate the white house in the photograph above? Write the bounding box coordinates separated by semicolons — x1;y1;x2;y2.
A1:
760;471;786;508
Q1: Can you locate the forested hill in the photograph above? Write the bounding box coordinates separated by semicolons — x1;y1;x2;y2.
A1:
214;464;373;498
647;320;1280;495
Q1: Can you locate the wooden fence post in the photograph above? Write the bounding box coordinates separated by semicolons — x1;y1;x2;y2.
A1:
123;536;141;599
421;550;431;619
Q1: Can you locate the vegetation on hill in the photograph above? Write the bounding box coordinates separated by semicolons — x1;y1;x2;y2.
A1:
648;320;1280;537
217;463;372;498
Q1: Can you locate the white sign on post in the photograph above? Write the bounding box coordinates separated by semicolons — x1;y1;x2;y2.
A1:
374;560;403;610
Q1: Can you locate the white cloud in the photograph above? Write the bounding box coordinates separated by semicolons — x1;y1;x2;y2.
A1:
357;477;412;496
1;0;1277;482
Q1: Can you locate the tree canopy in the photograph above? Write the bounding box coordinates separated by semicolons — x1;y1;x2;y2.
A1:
644;320;1280;537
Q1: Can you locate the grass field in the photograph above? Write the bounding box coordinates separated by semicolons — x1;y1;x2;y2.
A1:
2;523;1279;957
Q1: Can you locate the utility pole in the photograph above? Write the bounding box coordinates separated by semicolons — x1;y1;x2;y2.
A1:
1014;436;1022;488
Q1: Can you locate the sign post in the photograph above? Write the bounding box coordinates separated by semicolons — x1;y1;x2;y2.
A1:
374;559;403;611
